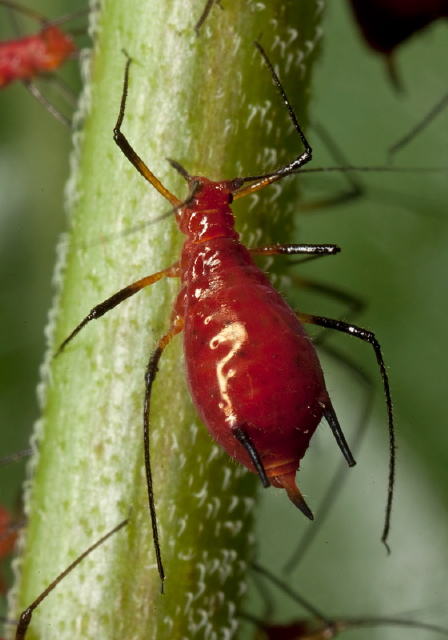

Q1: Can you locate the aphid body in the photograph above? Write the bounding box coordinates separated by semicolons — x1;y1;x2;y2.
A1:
0;0;84;125
176;175;331;513
0;24;75;88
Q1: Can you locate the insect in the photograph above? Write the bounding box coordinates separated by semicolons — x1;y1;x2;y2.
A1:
0;517;128;640
56;42;395;589
247;562;448;640
0;0;86;125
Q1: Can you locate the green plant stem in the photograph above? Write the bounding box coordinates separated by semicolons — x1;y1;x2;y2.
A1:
9;1;322;638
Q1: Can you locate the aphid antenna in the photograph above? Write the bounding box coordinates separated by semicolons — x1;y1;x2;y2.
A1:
232;41;312;200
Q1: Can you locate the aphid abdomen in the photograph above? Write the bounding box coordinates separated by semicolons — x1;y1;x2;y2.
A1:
182;237;329;512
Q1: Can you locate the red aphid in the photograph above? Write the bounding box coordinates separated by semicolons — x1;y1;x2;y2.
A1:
58;44;395;587
0;0;84;125
0;0;77;88
0;24;75;88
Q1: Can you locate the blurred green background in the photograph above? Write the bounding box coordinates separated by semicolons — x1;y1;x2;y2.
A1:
1;1;447;638
0;0;85;605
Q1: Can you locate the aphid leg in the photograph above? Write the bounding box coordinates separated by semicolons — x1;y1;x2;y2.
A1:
12;517;128;640
56;263;180;355
113;54;181;207
0;448;32;467
143;317;184;592
297;311;395;552
389;89;448;159
45;74;78;108
22;80;70;127
232;426;269;488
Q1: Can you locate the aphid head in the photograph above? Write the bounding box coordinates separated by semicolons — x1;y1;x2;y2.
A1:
167;158;241;243
167;158;243;198
41;26;77;68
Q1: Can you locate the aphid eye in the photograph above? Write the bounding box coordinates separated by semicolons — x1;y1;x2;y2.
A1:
228;193;234;204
